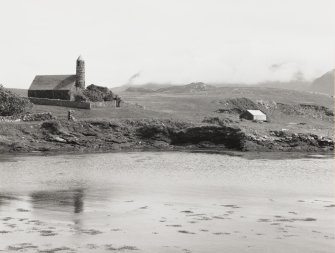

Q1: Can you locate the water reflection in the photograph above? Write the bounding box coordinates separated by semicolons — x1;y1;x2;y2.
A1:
0;194;18;208
0;152;334;252
30;188;85;214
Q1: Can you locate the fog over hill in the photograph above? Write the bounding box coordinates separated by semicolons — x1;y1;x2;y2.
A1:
310;69;334;95
113;69;334;97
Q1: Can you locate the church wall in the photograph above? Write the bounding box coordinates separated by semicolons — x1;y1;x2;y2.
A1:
28;90;72;100
29;97;91;109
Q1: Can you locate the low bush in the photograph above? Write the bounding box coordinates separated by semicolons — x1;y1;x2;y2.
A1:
83;84;116;102
0;84;33;116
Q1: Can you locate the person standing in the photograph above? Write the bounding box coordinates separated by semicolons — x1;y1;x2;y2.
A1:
116;96;121;107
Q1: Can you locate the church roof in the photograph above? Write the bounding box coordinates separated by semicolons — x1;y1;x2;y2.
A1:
29;75;76;91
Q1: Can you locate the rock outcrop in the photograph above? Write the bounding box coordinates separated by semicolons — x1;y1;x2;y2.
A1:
0;119;333;154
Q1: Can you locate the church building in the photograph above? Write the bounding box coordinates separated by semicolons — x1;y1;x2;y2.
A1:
28;56;85;101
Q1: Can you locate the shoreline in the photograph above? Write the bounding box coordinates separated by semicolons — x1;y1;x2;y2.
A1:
0;149;333;163
0;118;333;155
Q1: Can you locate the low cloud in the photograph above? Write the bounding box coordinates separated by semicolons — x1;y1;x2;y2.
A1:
269;62;287;71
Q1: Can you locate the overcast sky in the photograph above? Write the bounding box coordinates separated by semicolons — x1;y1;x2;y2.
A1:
0;0;334;88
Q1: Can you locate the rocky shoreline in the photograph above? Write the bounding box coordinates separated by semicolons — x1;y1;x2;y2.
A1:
0;119;333;154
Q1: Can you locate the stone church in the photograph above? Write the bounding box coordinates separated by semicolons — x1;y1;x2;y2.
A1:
28;56;85;101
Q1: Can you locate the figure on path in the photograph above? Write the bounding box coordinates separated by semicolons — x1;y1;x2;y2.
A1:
68;110;75;121
116;96;121;108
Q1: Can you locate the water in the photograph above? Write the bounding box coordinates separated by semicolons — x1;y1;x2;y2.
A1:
0;152;334;252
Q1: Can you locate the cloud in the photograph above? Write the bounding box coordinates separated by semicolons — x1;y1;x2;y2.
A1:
269;62;287;71
292;70;305;81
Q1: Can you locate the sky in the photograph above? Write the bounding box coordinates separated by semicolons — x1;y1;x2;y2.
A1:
0;0;334;88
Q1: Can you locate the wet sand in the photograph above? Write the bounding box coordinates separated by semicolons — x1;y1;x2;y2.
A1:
0;152;334;252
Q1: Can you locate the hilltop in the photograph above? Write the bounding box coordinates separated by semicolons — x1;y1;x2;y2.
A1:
156;82;216;93
310;69;334;95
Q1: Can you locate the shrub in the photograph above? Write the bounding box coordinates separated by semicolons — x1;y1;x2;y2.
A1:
41;120;63;134
83;84;116;102
0;85;33;116
86;84;109;93
103;91;115;101
82;89;104;102
71;88;88;102
22;112;56;121
74;94;87;102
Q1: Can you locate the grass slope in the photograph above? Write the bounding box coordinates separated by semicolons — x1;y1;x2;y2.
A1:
7;86;334;138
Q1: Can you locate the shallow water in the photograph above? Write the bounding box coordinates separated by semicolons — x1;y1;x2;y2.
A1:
0;152;334;253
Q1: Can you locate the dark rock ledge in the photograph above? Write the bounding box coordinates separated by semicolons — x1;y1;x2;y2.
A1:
0;119;333;154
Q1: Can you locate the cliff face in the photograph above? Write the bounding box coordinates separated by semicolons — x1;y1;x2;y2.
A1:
0;119;333;154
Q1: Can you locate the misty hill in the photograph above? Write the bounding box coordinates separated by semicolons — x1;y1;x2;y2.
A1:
125;87;156;93
157;82;216;93
310;70;334;95
137;83;172;90
256;80;311;91
120;80;320;94
122;82;216;94
112;83;172;93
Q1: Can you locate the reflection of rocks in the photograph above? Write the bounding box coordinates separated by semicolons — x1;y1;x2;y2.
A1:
40;229;58;236
0;194;18;206
30;188;84;213
7;243;38;251
105;245;139;251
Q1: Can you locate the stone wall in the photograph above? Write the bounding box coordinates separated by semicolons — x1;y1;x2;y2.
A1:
0;116;21;122
28;90;72;100
90;101;117;108
29;97;91;109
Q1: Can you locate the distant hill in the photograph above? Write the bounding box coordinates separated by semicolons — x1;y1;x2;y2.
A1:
256;80;311;91
310;70;334;95
125;87;156;93
157;82;216;93
138;83;173;90
8;88;28;97
112;83;172;93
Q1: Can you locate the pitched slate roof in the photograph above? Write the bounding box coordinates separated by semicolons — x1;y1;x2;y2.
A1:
29;75;76;91
246;110;266;116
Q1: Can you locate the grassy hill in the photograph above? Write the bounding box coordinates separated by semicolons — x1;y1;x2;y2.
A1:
119;86;334;137
310;69;334;95
1;85;334;153
7;86;334;138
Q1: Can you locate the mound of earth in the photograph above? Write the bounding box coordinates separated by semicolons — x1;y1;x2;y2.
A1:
257;100;333;120
214;97;260;114
214;97;333;122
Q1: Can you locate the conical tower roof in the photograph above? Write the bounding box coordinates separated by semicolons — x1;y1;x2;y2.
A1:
77;55;84;61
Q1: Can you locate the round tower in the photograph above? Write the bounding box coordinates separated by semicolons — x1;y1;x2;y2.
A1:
75;55;85;89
